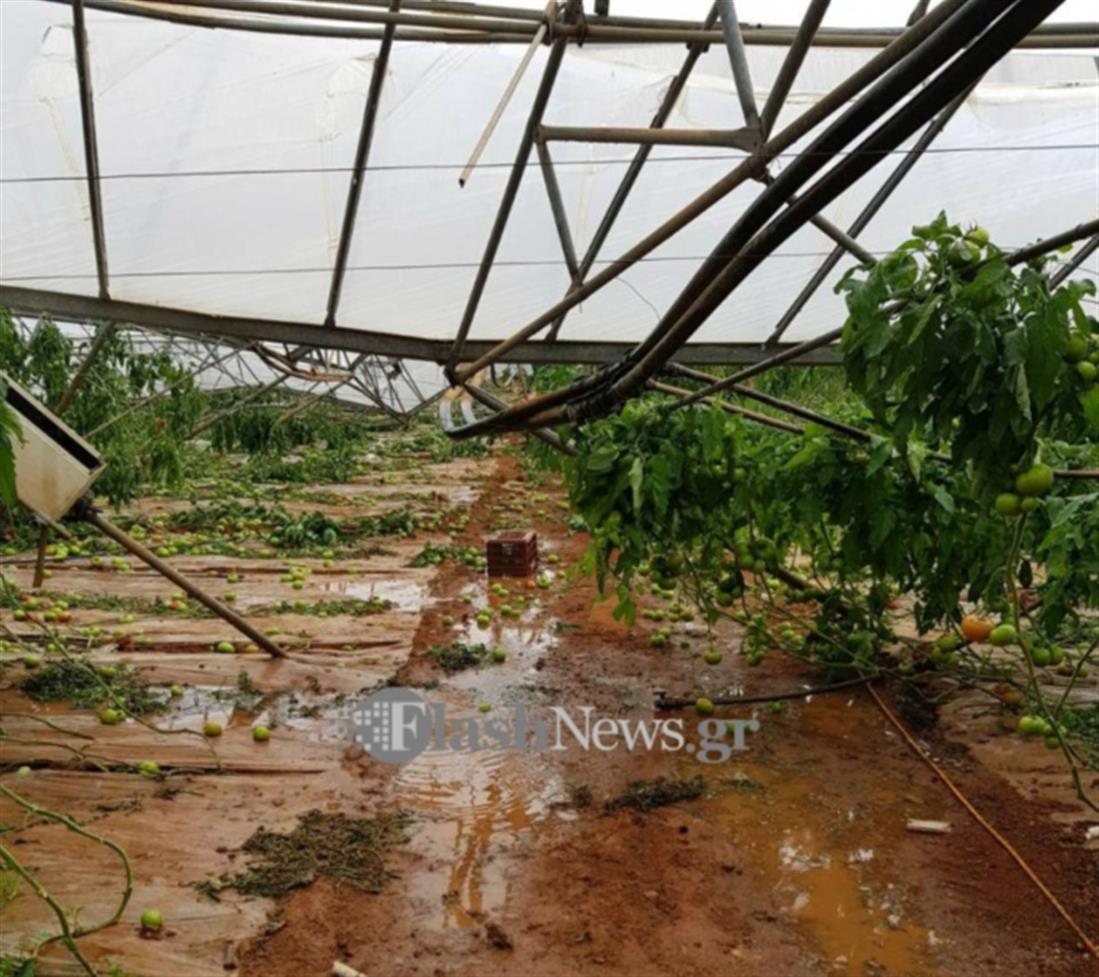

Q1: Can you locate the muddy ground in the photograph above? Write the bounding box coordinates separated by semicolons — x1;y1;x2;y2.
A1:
2;449;1097;977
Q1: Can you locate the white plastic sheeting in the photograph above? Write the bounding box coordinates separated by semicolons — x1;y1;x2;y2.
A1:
1;1;1096;354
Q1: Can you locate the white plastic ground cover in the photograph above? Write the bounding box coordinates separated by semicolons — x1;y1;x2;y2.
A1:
1;1;1095;352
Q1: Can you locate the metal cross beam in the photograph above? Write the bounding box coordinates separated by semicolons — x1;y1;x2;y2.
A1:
323;0;401;328
71;0;110;300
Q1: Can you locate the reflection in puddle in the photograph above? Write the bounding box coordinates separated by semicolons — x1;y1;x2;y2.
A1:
318;577;426;609
395;699;563;930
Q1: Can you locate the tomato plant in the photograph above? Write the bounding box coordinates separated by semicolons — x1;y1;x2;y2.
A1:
558;215;1098;807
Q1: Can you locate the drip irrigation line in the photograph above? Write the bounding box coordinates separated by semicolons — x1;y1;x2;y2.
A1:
2;144;1094;184
867;683;1099;960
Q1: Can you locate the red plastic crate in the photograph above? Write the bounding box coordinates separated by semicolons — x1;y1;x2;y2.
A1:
486;530;538;577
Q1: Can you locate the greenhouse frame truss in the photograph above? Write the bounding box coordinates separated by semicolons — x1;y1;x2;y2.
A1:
0;0;1097;440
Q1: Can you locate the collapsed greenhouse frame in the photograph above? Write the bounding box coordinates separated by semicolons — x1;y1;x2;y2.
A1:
2;3;1099;974
0;0;1096;443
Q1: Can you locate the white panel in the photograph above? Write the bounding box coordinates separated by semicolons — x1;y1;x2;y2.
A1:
0;0;1095;351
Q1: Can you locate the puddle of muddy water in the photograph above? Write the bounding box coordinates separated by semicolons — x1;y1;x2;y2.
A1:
674;701;934;977
390;692;565;931
319;577;428;609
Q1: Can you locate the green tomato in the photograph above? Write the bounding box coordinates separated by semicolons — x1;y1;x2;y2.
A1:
252;725;271;742
1064;334;1089;363
140;909;164;930
988;624;1017;647
1014;465;1054;498
934;634;961;654
695;697;715;717
1076;361;1098;383
1017;715;1043;737
1030;646;1052;668
993;493;1021;517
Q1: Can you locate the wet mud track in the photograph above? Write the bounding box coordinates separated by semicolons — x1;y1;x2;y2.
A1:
2;453;1096;977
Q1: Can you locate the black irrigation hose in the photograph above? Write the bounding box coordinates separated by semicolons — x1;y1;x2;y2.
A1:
596;0;1066;416
465;0;1022;432
653;675;875;711
622;0;1008;380
462;0;1066;434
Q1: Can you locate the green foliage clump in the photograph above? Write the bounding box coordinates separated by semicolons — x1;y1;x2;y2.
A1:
0;312;205;505
427;641;492;673
19;658;163;715
604;775;705;813
840;212;1097;491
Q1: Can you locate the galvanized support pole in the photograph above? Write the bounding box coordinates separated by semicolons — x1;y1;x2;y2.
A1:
907;0;933;26
759;0;831;139
663;364;1099;479
1051;232;1099;288
324;0;400;328
42;1;1099;48
463;384;575;455
456;0;966;373
1011;218;1099;264
32;525;49;590
650;379;803;434
603;0;1064;411
538;124;758;148
668;363;879;442
446;1;577;376
544;3;718;341
86;346;237;438
79;503;286;658
759;173;876;264
186;373;289;441
676;215;1099;407
459;2;552;187
535;139;580;278
72;0;110;300
54;323;115;416
764;82;974;346
716;0;760;129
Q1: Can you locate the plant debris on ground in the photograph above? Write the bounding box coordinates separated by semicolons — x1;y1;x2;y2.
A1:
427;640;492;673
603;775;705;813
205;809;411;898
19;658;164;715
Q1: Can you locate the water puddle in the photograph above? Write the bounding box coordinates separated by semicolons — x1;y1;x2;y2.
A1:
681;706;933;977
393;693;564;931
773;827;924;976
320;577;427;609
